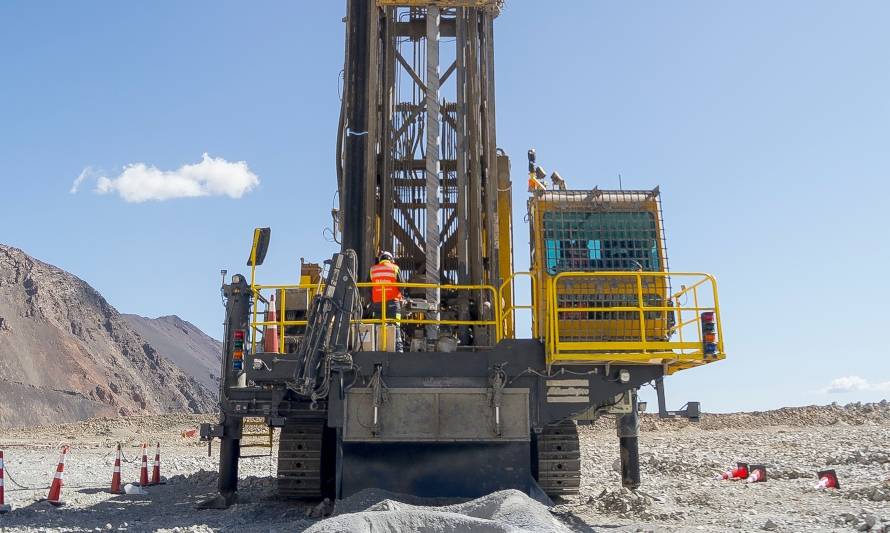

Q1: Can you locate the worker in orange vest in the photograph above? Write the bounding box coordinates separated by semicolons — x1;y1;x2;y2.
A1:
369;251;404;352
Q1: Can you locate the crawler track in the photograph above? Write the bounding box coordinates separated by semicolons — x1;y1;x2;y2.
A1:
536;419;582;497
276;412;327;499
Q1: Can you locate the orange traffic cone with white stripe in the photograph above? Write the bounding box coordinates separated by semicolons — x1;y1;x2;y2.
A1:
150;442;162;485
46;446;68;507
138;443;149;486
745;464;767;483
0;450;10;513
815;469;839;489
109;444;122;494
263;293;279;353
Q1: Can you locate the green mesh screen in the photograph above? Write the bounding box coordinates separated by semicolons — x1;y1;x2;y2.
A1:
542;211;661;274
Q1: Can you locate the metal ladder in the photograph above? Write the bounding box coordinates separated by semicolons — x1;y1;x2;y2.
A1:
239;417;273;458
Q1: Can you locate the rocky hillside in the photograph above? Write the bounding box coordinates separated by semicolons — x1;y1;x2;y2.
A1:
0;244;216;428
122;314;221;394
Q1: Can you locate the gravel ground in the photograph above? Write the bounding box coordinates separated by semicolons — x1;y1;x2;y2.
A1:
0;403;887;532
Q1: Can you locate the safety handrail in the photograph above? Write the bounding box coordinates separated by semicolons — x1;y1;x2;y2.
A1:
545;271;724;368
499;272;536;340
246;268;724;372
248;281;501;354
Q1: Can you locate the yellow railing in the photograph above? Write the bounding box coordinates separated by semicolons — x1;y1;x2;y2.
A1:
248;281;501;354
249;283;317;354
246;267;723;373
499;272;537;340
545;271;724;371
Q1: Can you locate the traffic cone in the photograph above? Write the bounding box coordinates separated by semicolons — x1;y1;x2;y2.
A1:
0;450;10;514
815;469;840;490
46;446;68;507
715;462;749;480
138;443;149;487
263;293;279;353
150;442;161;485
109;444;122;494
746;464;767;483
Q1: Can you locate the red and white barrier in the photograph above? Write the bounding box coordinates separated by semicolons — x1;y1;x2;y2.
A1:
815;469;839;489
746;464;767;483
716;462;749;481
0;450;10;513
110;444;122;494
138;444;149;487
47;446;69;506
263;293;280;353
150;442;162;485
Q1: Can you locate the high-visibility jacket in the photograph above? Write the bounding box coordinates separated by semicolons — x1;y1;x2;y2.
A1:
370;260;402;303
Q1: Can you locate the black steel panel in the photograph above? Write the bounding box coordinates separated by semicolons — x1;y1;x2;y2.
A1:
339;441;531;498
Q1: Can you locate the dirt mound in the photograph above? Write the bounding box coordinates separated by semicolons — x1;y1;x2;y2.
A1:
586;488;686;521
845;481;890;502
309;489;571;533
579;401;890;434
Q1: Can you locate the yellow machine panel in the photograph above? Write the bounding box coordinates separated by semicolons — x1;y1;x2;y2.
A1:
526;188;724;371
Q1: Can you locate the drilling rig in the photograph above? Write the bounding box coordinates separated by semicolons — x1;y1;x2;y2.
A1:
200;0;725;507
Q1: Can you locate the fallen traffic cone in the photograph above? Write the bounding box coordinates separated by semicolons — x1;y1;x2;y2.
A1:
138;443;149;487
815;469;840;490
263;293;279;353
109;444;122;494
150;442;162;485
716;462;749;480
746;464;767;483
0;450;10;514
46;446;68;507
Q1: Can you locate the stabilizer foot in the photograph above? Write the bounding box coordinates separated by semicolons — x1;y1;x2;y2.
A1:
196;492;237;510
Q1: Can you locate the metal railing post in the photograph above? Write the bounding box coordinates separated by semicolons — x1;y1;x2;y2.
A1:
381;288;388;352
279;288;286;354
635;273;647;352
692;284;701;346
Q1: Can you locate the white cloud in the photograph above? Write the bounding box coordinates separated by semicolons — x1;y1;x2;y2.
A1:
70;166;92;194
75;153;259;202
822;376;890;394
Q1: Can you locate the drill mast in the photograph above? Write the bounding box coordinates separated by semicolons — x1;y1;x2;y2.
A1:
339;0;508;344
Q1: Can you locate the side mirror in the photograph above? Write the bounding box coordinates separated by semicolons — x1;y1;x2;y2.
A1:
247;228;271;267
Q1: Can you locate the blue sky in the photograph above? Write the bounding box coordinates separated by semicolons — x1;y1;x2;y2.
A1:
1;1;888;412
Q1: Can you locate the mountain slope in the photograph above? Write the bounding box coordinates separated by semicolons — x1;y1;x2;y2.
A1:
121;314;221;394
0;244;216;428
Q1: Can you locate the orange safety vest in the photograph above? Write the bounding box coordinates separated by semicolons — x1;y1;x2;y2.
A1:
370;260;402;303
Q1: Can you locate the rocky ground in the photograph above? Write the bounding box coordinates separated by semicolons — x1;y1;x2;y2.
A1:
0;402;887;532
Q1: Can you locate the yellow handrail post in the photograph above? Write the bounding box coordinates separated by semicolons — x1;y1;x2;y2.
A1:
530;274;538;339
279;288;286;355
674;293;685;344
548;275;558;362
635;273;647;352
251;288;259;354
248;229;261;355
710;275;725;354
380;289;387;352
